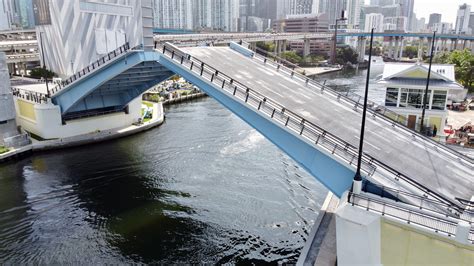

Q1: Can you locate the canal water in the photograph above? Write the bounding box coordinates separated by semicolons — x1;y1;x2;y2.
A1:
0;98;328;264
0;67;385;263
313;67;387;105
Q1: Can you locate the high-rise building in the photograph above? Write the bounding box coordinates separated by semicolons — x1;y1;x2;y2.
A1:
273;13;328;32
0;1;11;30
153;0;239;32
365;13;384;32
428;13;441;29
153;0;193;30
383;16;408;32
287;0;313;15
469;12;474;34
433;22;453;34
398;0;414;31
345;0;361;29
413;17;426;32
455;3;471;34
15;0;35;28
319;0;342;24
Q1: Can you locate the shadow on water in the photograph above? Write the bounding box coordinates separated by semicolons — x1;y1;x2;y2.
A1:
0;97;327;264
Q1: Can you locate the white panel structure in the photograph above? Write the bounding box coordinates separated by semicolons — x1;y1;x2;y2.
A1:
36;0;148;77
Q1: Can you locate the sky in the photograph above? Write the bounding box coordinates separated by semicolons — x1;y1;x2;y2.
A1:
365;0;474;24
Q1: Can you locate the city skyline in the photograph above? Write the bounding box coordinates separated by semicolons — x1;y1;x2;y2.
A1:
366;0;472;24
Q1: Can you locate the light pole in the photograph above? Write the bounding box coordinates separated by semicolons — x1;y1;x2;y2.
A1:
39;32;50;97
353;28;375;194
420;31;436;134
331;12;347;65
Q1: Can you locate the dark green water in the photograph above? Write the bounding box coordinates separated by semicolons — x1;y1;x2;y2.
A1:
313;67;387;104
0;97;327;264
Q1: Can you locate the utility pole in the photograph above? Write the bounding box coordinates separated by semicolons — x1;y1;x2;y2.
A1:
420;31;436;134
331;11;346;65
353;28;375;194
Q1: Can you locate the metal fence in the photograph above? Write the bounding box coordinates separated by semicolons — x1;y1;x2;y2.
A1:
157;43;463;212
49;42;133;95
11;87;48;104
348;192;473;244
362;181;473;223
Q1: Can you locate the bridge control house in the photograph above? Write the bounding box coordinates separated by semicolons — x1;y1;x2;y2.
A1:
378;63;465;138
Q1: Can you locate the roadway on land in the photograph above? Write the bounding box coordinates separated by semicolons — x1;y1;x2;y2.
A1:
181;46;473;202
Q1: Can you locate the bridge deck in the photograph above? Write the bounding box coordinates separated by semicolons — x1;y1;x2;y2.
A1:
181;46;473;201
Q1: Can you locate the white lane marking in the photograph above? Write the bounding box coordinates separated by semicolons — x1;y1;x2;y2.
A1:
354;135;381;151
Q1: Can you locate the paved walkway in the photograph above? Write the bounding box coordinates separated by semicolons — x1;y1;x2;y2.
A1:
297;192;339;266
182;46;473;202
447;109;473;129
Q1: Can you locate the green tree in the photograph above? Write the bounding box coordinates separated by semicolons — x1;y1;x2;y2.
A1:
256;41;275;52
336;46;358;65
280;51;302;64
433;49;474;91
365;46;382;56
403;46;418;59
30;68;55;79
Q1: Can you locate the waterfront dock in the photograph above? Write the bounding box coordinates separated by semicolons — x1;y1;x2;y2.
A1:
0;102;165;163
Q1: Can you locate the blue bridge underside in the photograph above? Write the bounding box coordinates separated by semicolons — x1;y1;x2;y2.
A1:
50;49;354;196
157;54;354;197
52;51;173;119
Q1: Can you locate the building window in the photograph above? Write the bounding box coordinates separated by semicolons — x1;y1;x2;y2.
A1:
399;88;408;107
407;89;430;109
432;90;447;110
385;87;398;107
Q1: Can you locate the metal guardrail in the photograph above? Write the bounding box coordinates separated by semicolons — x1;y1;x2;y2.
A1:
158;43;464;211
247;44;474;165
362;182;473;223
49;42;134;96
348;192;474;244
11;87;48;104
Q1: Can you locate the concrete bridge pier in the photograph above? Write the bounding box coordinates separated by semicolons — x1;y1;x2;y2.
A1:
274;40;279;55
356;36;367;62
417;37;424;61
449;39;456;51
248;42;257;51
393;37;400;60
397;37;404;60
385;37;394;59
303;38;311;59
441;39;447;52
274;40;287;56
467;40;474;53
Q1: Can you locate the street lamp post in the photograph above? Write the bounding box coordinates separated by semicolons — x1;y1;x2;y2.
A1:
353;28;375;194
331;12;347;65
420;31;436;134
39;32;50;97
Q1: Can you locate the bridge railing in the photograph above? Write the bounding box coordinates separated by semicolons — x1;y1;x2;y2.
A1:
11;87;48;104
49;42;137;96
158;43;464;211
348;192;473;244
247;44;474;164
362;182;473;223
